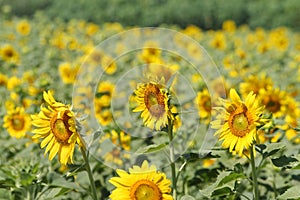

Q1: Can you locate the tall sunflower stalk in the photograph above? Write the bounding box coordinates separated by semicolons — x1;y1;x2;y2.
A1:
31;91;98;200
133;78;178;199
211;88;269;199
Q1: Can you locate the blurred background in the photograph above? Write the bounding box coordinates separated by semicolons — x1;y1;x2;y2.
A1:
1;0;299;31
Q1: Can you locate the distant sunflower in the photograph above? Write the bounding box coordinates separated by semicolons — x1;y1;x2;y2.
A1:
195;89;212;120
4;107;31;138
16;20;31;36
133;81;172;130
211;89;267;156
109;160;173;200
258;87;286;118
58;62;79;84
0;44;19;64
239;73;273;98
31;91;83;165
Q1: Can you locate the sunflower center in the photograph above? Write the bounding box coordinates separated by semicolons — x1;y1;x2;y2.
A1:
203;97;212;112
5;49;14;58
233;114;248;132
50;110;73;144
144;84;166;118
12;115;25;131
130;180;162;200
229;105;251;137
266;99;280;113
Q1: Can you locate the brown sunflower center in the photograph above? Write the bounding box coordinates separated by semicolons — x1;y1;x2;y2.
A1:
5;49;14;58
130;180;162;200
50;110;73;144
203;96;212;112
229;104;251;137
12;115;25;131
144;84;166;118
265;98;281;113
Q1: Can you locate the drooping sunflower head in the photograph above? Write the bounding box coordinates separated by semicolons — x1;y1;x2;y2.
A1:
109;160;173;200
31;91;83;165
133;81;172;130
211;88;266;157
4;107;31;138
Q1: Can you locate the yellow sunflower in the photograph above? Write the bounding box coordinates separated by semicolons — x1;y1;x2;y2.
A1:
239;73;273;98
16;20;31;36
211;89;267;157
133;81;173;130
258;87;287;118
58;62;79;84
31;91;83;165
0;44;19;64
4;107;31;138
195;89;212;120
109;160;173;200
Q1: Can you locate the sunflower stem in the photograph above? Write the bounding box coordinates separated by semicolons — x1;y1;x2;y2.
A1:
168;118;177;200
250;145;259;200
80;147;98;200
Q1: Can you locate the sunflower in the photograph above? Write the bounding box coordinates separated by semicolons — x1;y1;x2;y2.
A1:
133;81;172;130
58;62;79;84
258;87;287;118
195;89;212;121
16;20;31;36
210;32;227;50
211;88;267;157
239;73;273;98
0;44;19;64
31;91;83;165
109;160;173;200
4;107;31;138
101;55;117;75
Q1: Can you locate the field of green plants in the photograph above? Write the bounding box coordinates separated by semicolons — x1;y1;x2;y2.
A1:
0;4;300;200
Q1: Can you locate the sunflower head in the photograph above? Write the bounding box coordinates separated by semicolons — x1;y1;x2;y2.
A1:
109;160;173;200
0;44;19;64
16;20;31;36
133;81;173;130
211;88;267;157
31;91;83;165
4;107;31;138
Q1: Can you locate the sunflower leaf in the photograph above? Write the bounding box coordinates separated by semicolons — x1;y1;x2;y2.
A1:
136;143;167;153
262;143;286;158
271;155;298;167
277;186;300;200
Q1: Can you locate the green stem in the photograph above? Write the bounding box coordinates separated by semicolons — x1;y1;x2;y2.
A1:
168;118;177;200
250;145;259;200
80;147;98;200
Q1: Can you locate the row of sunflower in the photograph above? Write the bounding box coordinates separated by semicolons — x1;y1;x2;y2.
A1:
0;13;300;199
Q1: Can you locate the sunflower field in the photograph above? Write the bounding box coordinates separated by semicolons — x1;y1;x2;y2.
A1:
1;8;300;200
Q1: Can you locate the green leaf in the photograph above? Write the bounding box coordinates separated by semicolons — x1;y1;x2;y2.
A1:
136;143;167;154
199;171;232;197
271;155;298;167
212;187;232;197
218;172;246;186
277;186;300;200
263;143;285;158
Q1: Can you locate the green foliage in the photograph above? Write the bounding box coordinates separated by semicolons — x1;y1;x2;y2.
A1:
0;0;299;30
